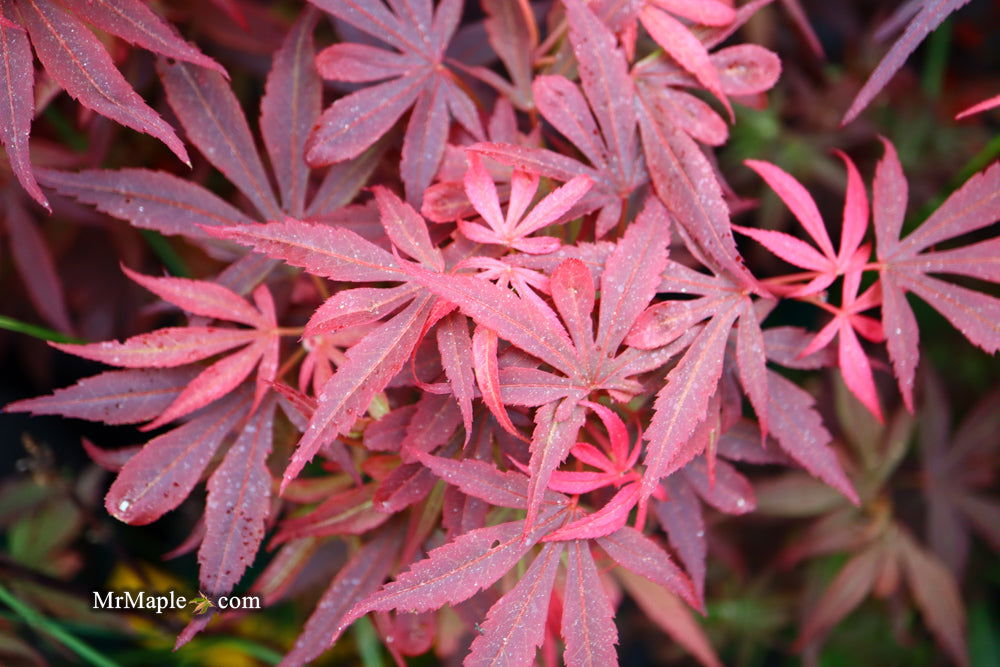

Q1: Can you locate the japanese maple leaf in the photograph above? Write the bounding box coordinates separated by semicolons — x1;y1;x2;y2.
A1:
312;454;699;667
733;151;887;419
507;401;655;543
734;151;871;297
530;401;643;498
46;268;281;431
628;240;860;511
842;0;972;125
795;524;968;667
298;327;370;396
801;269;884;421
0;189;72;332
8;376;277;608
595;0;737;117
919;371;1000;575
210;186;482;492
630;25;760;286
422;98;541;223
305;0;484;204
0;0;225;210
655;424;762;603
756;386;965;666
457;152;593;254
469;0;539;110
632;43;781;148
403;196;673;531
38;10;382;293
280;525;405;666
626;256;769;507
956;92;1000;120
872;139;1000;410
470;0;647;238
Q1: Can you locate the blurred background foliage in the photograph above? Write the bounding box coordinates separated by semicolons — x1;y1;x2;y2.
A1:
1;0;997;665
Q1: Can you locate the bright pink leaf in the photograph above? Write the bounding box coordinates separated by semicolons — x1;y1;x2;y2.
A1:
956;93;1000;120
545;483;639;542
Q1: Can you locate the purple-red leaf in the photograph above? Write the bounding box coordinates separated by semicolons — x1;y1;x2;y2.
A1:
345;515;559;624
416;452;541;510
655;477;707;602
466;541;563;666
796;543;881;649
562;540;619;667
527;399;586;532
123;266;264;327
199;397;275;597
899;531;969;667
641;303;740;500
636;101;753;286
52;328;258;369
15;0;188;164
0;15;46;209
283;296;433;490
261;8;321;217
596;197;670;354
842;0;971;124
875;141;1000;410
3;195;70;330
767;371;858;503
37;168;256;239
403;263;579;377
436;312;475;437
282;526;403;667
158;58;280;220
306;74;422;166
105;393;247;525
58;0;225;75
597;525;698;609
617;568;721;667
212;219;401;282
5;368;195;424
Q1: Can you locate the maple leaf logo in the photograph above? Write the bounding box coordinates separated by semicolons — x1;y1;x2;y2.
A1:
188;592;215;616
